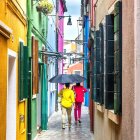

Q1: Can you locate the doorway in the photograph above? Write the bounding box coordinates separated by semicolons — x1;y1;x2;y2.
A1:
6;50;17;140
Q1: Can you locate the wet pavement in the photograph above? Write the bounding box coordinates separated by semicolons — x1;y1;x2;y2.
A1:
35;105;94;140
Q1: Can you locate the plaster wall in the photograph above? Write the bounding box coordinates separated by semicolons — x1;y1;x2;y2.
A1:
94;0;116;27
94;0;122;140
134;0;140;139
122;0;135;140
94;0;135;140
0;0;27;139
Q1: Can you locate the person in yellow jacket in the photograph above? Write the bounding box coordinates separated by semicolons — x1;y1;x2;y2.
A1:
58;83;75;129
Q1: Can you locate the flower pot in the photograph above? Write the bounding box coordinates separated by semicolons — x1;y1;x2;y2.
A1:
36;6;43;12
42;8;49;14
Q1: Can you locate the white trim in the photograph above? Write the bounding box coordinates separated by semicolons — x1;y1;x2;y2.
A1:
108;0;121;14
0;20;13;34
31;33;35;37
8;49;17;57
32;94;37;99
19;38;24;43
6;49;17;140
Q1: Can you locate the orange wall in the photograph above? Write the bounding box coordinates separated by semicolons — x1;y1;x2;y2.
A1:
0;34;8;140
67;62;83;74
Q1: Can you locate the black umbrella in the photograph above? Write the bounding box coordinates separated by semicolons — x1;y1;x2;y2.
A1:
49;74;75;83
49;74;86;84
70;74;86;83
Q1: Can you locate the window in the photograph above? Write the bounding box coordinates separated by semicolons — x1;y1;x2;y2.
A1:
74;70;81;75
93;1;122;115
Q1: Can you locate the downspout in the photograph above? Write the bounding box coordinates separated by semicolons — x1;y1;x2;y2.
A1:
84;15;89;107
27;0;32;139
89;0;94;132
55;0;59;111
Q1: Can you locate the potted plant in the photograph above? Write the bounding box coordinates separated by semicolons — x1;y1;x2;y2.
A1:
36;0;53;14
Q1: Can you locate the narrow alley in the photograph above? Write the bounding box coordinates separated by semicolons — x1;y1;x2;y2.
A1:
1;0;140;140
35;106;94;140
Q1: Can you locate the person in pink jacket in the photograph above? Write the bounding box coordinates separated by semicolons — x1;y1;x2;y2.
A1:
72;83;87;124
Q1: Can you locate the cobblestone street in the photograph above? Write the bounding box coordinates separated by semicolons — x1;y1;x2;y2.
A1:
35;106;94;140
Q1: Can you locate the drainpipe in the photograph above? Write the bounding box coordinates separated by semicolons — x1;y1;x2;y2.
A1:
27;0;32;139
55;0;59;111
83;13;89;107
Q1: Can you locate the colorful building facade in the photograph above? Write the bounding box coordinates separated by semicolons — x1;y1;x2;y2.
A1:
81;0;90;107
47;0;57;117
27;0;49;139
88;0;140;140
57;0;67;90
0;0;27;139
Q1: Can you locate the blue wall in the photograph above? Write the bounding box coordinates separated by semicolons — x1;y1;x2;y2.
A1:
83;16;89;107
47;0;57;117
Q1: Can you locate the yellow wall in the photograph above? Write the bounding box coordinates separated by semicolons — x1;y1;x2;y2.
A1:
0;0;27;139
71;43;77;52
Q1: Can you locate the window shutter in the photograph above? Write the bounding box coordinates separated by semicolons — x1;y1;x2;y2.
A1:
93;31;100;102
35;40;39;93
105;15;114;109
99;23;104;104
32;37;39;94
19;42;29;100
91;43;94;100
114;1;122;114
87;62;90;89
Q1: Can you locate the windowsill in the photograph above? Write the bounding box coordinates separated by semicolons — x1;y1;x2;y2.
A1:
96;103;104;113
19;99;26;103
108;110;120;125
32;94;37;99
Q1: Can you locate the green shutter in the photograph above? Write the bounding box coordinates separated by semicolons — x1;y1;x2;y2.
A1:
91;44;94;100
105;15;114;109
114;1;122;114
99;23;104;104
93;31;100;102
23;46;29;98
41;64;48;130
19;42;29;100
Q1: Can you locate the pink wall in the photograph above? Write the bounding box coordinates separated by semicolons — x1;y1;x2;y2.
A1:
135;0;140;139
58;0;64;90
122;0;135;140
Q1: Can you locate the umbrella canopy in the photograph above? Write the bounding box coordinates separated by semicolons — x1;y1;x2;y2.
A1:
49;74;86;84
70;74;86;83
49;74;74;83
